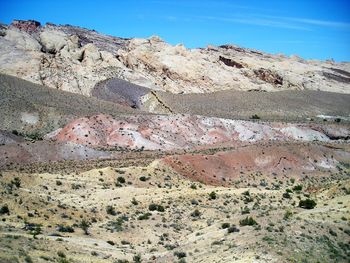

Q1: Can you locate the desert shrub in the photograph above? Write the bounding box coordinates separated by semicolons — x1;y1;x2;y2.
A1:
57;225;74;233
227;225;240;233
71;183;81;190
117;177;126;184
251;114;260;120
239;216;258;226
282;192;291;199
79;219;91;235
121;240;130;245
133;254;142;263
242;190;250;196
191;209;201;217
138;213;151;220
57;251;66;258
106;205;117;216
208;191;217;200
221;223;230;229
329;229;337;236
149;203;158;211
174;251;187;259
11;177;21;188
131;198;138;205
107;240;115;245
139;176;149;182
56;180;62;186
299;199;316;209
283;210;293;220
293;185;303;191
25;132;43;141
241;206;250;214
106;216;127;232
148;203;165;212
190;184;197;189
0;204;10;215
191;199;198;205
24;255;33;263
156;205;165;212
30;224;42;239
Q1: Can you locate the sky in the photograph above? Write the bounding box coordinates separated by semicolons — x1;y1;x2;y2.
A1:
1;0;350;61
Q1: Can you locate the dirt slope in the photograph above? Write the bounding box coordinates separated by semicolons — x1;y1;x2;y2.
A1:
143;89;350;121
0;73;145;136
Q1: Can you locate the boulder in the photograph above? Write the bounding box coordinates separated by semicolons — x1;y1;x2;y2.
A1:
40;29;68;53
4;29;41;51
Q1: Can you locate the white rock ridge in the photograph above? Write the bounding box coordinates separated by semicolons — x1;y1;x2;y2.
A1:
0;20;349;95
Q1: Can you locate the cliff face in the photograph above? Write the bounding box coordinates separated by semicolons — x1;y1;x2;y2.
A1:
0;20;349;95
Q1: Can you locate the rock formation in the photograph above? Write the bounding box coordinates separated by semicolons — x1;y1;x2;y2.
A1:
0;20;349;96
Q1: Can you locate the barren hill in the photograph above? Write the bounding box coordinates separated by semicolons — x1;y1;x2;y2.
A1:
0;73;143;136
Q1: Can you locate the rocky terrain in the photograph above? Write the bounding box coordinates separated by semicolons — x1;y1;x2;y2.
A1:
0;20;349;263
1;20;350;96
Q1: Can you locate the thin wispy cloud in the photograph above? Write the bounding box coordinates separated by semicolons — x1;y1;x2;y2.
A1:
286;17;350;29
150;0;276;12
263;15;350;30
144;1;350;32
195;15;311;31
147;13;350;32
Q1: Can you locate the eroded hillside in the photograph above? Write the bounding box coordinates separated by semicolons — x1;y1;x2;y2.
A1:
1;20;350;95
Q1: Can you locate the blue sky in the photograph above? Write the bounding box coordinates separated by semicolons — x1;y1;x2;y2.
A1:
1;0;350;61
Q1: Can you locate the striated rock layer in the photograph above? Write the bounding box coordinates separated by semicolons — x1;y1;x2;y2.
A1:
162;143;350;185
48;114;349;151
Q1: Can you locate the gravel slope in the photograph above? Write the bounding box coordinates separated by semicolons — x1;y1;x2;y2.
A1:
0;73;147;135
149;89;350;121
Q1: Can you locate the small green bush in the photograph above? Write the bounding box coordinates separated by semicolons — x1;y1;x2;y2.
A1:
148;203;165;212
283;210;293;220
117;177;126;184
227;225;240;233
57;225;74;233
11;177;21;188
106;216;127;232
239;216;258;226
106;205;117;216
174;251;187;259
191;209;201;217
79;219;91;235
251;114;260;120
241;206;250;214
293;185;303;191
221;223;230;229
299;199;316;209
0;204;9;215
138;213;151;220
190;184;197;189
133;254;142;263
282;192;291;199
57;251;66;258
139;176;149;182
208;191;217;200
131;198;138;205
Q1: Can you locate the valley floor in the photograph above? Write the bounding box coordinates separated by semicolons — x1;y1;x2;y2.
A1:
0;142;349;263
